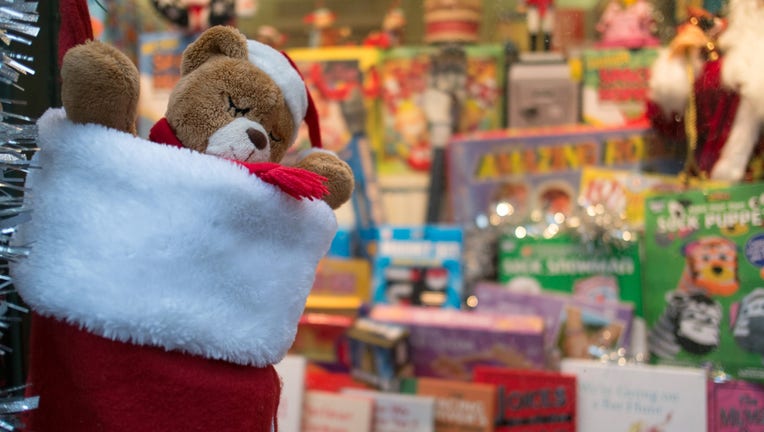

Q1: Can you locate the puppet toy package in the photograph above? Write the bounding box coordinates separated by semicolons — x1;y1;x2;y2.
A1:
643;182;764;381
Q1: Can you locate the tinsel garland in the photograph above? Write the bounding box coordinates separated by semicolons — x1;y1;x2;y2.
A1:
0;1;40;429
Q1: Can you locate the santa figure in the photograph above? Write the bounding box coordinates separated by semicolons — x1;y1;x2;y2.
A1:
647;0;764;182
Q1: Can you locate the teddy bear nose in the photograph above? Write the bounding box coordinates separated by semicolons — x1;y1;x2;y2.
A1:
247;128;268;150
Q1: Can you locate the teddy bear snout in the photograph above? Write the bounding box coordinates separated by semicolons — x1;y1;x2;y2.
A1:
247;128;268;150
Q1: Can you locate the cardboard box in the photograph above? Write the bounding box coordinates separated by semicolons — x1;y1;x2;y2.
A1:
369;305;546;380
643;182;764;381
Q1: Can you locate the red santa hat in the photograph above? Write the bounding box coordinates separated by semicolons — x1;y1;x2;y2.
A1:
246;39;322;149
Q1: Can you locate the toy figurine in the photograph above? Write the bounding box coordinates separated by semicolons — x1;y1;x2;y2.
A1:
596;0;660;49
518;0;555;51
303;4;351;48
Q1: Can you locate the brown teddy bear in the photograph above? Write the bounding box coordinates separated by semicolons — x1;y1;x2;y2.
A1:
12;26;353;431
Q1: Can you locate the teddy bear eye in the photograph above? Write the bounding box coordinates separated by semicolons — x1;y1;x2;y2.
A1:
227;95;251;117
268;132;283;143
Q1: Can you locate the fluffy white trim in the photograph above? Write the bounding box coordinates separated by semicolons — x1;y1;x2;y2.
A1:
11;108;337;366
247;39;307;144
648;49;693;115
720;0;764;119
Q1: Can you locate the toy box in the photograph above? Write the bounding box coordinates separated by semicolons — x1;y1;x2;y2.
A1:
579;47;659;125
402;377;497;432
707;379;764;431
369;304;546;381
561;359;707;432
578;166;724;229
497;232;644;316
474;282;635;366
507;55;580;128
346;317;412;392
446;123;673;225
370;225;464;308
305;257;371;315
472;366;577;432
378;45;504;175
286;47;381;155
290;313;353;371
643;182;764;381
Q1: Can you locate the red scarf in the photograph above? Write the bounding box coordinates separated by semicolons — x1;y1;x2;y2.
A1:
149;118;329;201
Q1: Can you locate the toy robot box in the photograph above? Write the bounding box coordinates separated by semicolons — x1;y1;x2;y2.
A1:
643;182;764;381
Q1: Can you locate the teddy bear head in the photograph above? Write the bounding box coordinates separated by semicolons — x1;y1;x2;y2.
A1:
165;26;315;164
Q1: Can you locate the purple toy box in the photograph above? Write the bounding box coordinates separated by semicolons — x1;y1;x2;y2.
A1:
368;304;546;381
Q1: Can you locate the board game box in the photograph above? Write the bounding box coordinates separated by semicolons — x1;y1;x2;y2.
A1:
474;282;635;367
446;123;675;226
370;225;464;308
473;366;577;432
369;305;546;381
643;182;764;381
497;232;644;316
580;47;659;126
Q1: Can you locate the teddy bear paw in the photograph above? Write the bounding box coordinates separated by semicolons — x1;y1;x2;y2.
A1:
295;151;354;210
61;40;140;134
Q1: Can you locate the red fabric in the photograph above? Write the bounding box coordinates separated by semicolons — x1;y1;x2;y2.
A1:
149;117;328;201
526;0;554;17
25;313;280;432
280;51;323;149
693;59;740;173
58;0;94;68
647;58;742;174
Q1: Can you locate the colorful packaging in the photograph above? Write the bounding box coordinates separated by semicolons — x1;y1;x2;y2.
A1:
286;46;382;155
404;377;497;432
580;47;660;125
369;304;546;380
473;366;577;432
497;232;643;315
643;182;764;381
474;282;634;367
446;123;674;226
370;225;464;308
708;379;764;432
378;45;504;175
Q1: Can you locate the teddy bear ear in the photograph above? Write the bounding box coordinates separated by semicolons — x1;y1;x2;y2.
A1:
181;25;249;76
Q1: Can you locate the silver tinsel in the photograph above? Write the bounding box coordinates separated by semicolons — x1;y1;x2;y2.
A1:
0;1;38;430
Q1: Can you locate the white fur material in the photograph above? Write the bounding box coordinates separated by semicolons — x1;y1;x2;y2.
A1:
711;96;761;181
10;108;337;367
247;39;307;144
206;117;271;162
648;49;693;116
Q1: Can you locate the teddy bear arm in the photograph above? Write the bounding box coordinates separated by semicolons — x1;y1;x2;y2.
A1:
294;152;354;210
61;40;140;135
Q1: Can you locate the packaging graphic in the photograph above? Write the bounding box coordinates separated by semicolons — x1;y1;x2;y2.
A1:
473;366;577;432
497;232;643;315
561;359;707;432
580;47;659;125
404;377;496;432
370;225;464;308
286;47;381;155
474;282;634;366
446;123;674;226
708;379;764;432
643;182;764;381
369;305;546;380
378;45;504;175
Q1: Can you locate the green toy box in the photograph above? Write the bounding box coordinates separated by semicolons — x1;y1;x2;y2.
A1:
643;182;764;381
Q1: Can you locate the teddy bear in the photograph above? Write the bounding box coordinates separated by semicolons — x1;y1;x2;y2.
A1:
10;25;353;431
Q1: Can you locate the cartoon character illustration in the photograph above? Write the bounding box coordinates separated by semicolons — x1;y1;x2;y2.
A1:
649;291;723;359
394;100;431;171
732;288;764;355
596;0;660;49
678;236;739;296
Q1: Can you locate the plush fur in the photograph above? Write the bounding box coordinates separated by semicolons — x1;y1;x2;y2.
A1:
12;109;337;366
61;40;140;135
